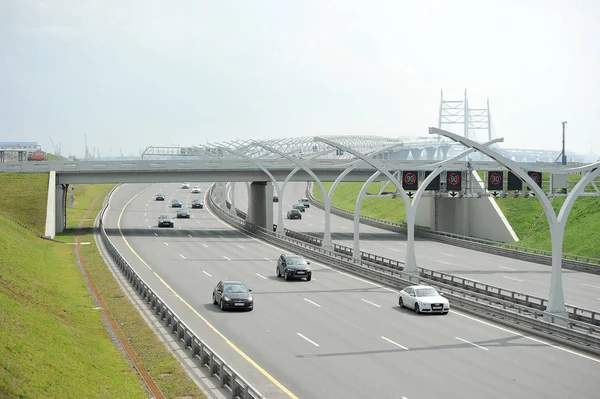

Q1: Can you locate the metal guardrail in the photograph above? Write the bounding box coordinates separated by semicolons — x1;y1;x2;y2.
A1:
211;186;600;356
305;183;600;274
98;192;265;399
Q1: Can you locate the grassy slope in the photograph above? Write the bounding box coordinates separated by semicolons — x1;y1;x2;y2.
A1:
0;176;205;398
314;182;600;258
0;173;48;233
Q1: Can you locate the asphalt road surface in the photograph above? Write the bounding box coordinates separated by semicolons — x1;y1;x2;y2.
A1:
104;183;600;399
233;182;600;312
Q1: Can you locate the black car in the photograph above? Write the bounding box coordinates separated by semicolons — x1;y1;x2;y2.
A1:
191;199;204;209
176;208;190;218
158;214;174;228
287;209;302;219
155;193;165;201
276;253;312;281
171;199;182;208
273;195;279;202
212;281;254;311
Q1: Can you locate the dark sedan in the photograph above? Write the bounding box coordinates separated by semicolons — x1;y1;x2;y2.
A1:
277;253;312;281
176;208;190;218
171;199;183;208
155;193;165;201
158;214;174;228
287;209;302;219
212;281;254;311
191;199;204;209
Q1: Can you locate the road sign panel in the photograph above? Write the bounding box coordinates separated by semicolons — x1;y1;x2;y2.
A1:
446;171;462;191
507;171;522;191
488;171;503;191
402;171;418;191
424;171;440;191
527;171;543;190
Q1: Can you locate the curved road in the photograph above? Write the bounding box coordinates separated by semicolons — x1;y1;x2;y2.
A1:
105;183;600;399
233;182;600;311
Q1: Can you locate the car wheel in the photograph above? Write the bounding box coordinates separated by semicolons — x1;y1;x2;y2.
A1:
220;300;225;311
213;293;217;305
399;297;404;308
306;275;311;281
284;272;289;281
414;303;420;314
276;267;281;277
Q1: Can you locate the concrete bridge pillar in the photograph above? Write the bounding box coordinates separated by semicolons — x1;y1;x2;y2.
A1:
425;146;437;160
410;148;422;160
247;181;273;230
440;145;450;160
55;183;66;234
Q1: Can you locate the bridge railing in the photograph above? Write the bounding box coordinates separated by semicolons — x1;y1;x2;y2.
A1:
98;187;264;399
210;185;600;356
305;183;600;274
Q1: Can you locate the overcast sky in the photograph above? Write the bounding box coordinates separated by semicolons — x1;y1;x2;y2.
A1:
1;0;598;158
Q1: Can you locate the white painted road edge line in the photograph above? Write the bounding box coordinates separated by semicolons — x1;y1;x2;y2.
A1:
455;336;488;351
304;298;322;308
582;283;600;289
202;270;212;277
437;260;452;265
179;254;186;259
499;265;517;271
154;233;158;237
502;276;524;282
361;298;381;308
188;234;192;238
223;256;231;261
440;252;454;257
297;333;319;347
389;248;401;252
237;244;244;249
255;273;267;280
264;257;270;261
202;244;208;248
381;336;409;350
164;242;169;246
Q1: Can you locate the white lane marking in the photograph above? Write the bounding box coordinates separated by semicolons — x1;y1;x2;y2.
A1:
264;257;270;261
202;244;208;248
455;336;489;351
223;256;231;261
202;270;212;277
458;276;480;283
148;225;151;228
197;221;201;224
306;223;313;226
361;298;381;308
145;219;148;222
389;248;401;252
297;333;319;347
218;235;224;239
237;244;244;249
188;234;193;238
381;336;409;350
582;283;600;289
503;276;524;282
255;273;267;280
164;242;169;246
154;233;158;237
179;254;186;259
340;226;348;230
304;298;321;308
453;311;600;363
437;260;452;265
499;266;517;271
178;227;182;230
144;213;147;217
440;252;454;257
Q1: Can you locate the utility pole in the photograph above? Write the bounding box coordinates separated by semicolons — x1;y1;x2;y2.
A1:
561;121;567;165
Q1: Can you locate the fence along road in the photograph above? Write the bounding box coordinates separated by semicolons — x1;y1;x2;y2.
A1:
106;182;600;399
233;182;600;312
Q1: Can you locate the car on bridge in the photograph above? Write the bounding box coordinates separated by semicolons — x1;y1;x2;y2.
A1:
287;209;302;219
212;281;254;311
155;192;165;201
398;285;449;314
176;208;190;218
171;199;183;208
158;214;174;228
300;198;310;208
191;199;204;209
276;253;312;281
292;203;305;212
191;186;201;193
181;182;190;189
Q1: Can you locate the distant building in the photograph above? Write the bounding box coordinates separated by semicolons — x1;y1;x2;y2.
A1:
0;142;42;152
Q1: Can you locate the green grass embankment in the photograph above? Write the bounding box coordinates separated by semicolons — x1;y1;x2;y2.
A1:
0;173;48;233
0;175;205;398
313;182;600;259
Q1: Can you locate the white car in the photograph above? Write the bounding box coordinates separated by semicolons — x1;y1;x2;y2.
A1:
181;182;190;189
398;285;449;314
191;186;201;193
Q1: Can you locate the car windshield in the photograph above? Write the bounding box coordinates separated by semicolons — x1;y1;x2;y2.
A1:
159;215;170;219
224;284;248;294
415;288;439;297
287;257;306;265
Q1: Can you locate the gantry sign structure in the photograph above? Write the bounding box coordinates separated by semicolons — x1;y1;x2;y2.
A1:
188;132;600;320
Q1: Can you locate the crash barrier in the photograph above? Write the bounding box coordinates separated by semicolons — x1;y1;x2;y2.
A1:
99;190;265;399
224;197;600;327
211;187;600;356
305;183;600;275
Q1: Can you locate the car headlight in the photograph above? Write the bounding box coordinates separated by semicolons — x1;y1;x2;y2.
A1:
248;296;253;302
224;296;231;301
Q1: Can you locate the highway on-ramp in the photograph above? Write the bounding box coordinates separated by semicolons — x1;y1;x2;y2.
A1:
104;183;600;399
233;182;600;311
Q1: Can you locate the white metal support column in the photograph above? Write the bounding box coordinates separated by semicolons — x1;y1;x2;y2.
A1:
430;127;600;318
353;171;382;260
229;182;237;215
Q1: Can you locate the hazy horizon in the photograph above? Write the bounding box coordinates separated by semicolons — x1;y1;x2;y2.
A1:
1;1;598;158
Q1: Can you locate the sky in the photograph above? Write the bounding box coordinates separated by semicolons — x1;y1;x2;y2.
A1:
1;0;598;159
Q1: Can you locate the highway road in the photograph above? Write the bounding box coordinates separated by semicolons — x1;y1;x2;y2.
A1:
233;182;600;311
104;182;600;399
